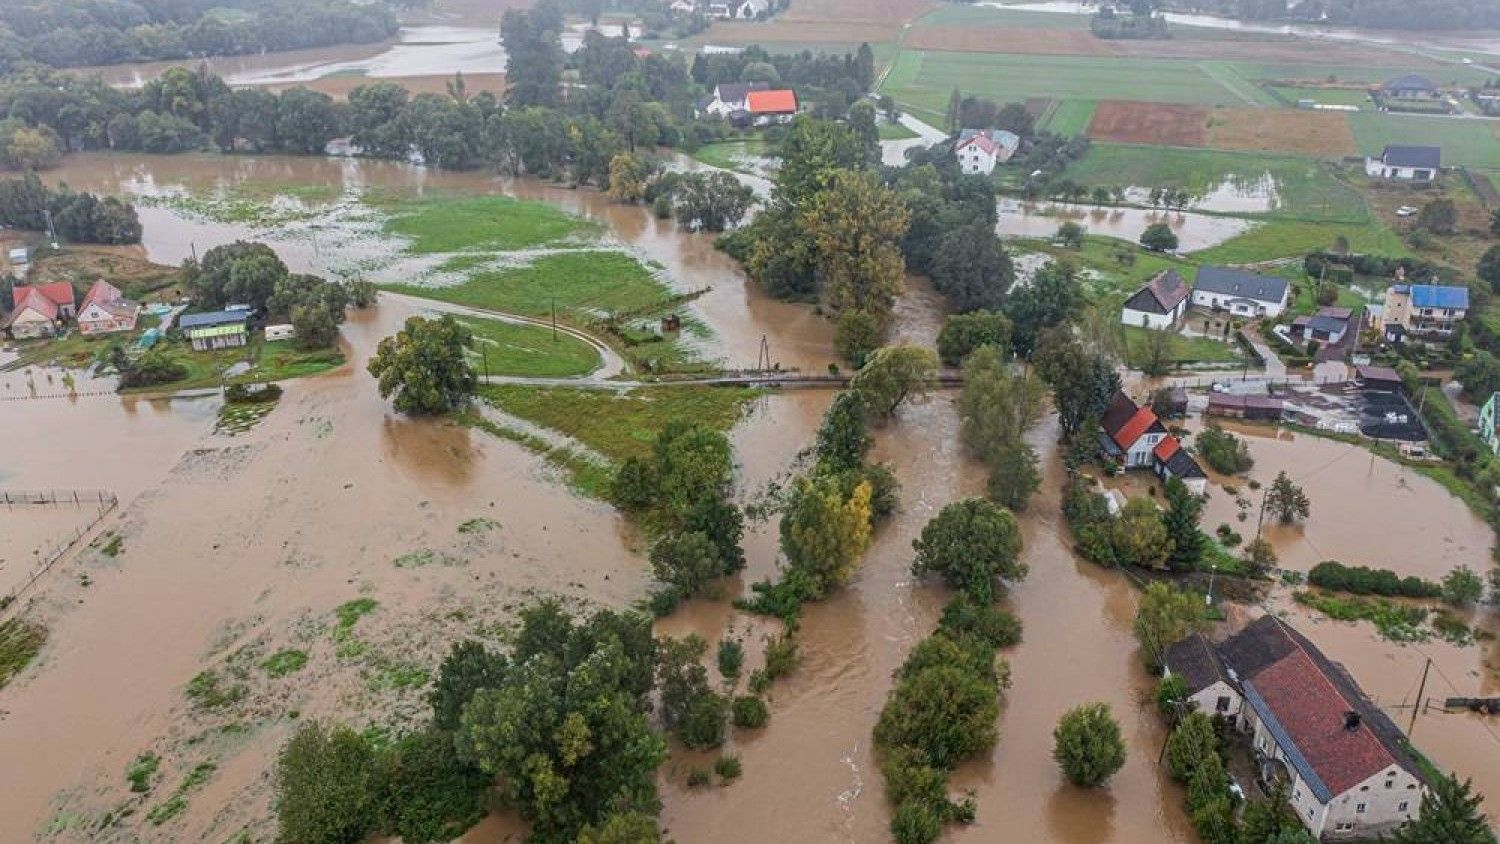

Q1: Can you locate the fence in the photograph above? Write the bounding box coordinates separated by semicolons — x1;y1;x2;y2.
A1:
1457;166;1499;209
0;490;118;612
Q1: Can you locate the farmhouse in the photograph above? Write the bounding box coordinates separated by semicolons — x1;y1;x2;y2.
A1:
953;129;1020;176
76;280;140;336
1164;616;1429;841
1191;266;1289;318
1364;145;1440;181
3;282;76;339
1379;283;1467;341
1379;74;1437;99
1100;391;1209;491
697;81;770;118
180;310;249;351
746;89;798;125
1120;269;1190;329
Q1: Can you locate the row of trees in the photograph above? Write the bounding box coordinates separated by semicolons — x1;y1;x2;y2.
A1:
0;171;141;243
0;0;398;70
605;156;755;232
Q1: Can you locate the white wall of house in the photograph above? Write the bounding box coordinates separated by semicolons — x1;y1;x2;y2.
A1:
1191;290;1285;319
1155;462;1208;496
1364;158;1435;180
7;308;56;339
958;145;997;176
77;303;138;335
1121;299;1186;330
1321;764;1423;840
1184;680;1240;719
1124;432;1166;468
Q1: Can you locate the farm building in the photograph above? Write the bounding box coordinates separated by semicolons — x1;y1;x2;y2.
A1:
696;82;770;118
954;128;1020;176
746;89;798;125
1355;364;1402;392
1206;393;1285;421
1364;145;1440;181
76;280;140;336
1164;616;1429;841
1191;266;1289;319
1120;269;1190;329
180;310;249;351
1099;391;1207;491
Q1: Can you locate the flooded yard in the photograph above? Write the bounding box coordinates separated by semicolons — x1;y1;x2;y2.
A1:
996;199;1255;252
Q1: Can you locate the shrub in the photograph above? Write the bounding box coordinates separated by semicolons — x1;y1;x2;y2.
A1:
714;755;743;783
1196;425;1253;475
1307;561;1440;598
763;632;800;680
686;768;711;788
1053;702;1127;787
937;596;1022;649
732;695;769;729
717;638;744;682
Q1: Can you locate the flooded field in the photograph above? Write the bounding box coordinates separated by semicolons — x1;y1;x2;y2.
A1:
996;199;1255;252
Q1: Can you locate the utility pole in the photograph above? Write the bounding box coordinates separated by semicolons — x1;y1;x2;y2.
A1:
1254;485;1270;542
1206;562;1218;608
551;297;557;342
1408;657;1431;737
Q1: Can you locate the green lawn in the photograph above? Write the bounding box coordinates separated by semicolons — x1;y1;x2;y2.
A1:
1287;279;1369;317
1122;325;1245;365
1016;236;1197;301
878;121;919;140
692;138;770;174
376;194;599;254
1036;99;1097;136
1347;112;1500;175
458;316;601;378
1231;61;1490;87
1265;86;1372;108
387;251;673;324
1061;144;1370;223
1193;219;1409;265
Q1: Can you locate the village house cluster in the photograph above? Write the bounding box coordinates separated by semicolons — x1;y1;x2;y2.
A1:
3;279;139;339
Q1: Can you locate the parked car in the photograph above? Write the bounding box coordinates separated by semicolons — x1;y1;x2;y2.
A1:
1395;206;1418;217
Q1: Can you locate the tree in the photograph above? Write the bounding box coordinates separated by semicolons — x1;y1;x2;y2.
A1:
1140;221;1179;252
186;240;287;311
650;531;724;600
780;474;874;597
367;315;477;415
850;345;938;418
1265;471;1310;524
1479;245;1500;292
1034;327;1120;440
834;308;882;365
1456;351;1500;398
1004;261;1081;358
987;441;1041;513
1156;674;1189;719
1136;325;1176;376
577;812;663;844
937;311;1011;366
814;391;872;473
1111;498;1173;570
1416;198;1457;235
1387;774;1496;844
1163;711;1219;782
1162;478;1204;573
930;224;1013;312
428;640;508;731
1441;565;1484;607
1243;537;1277;575
1196;425;1253;474
275;87;342;155
802;169;910;324
959;344;1046;462
874;664;998;770
501;2;564;107
656;635;729;749
1052;702;1127;787
372;727;489;844
274;722;376;844
607;153;654;203
673;171;754;232
1056;221;1085;248
1134;582;1207;670
911;498;1026;604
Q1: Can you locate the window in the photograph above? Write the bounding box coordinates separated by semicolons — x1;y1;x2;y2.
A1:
1360;785;1369;791
1336;822;1354;832
1385;779;1394;789
1356;803;1367;814
1294;789;1302;802
1216;696;1231;712
1398;801;1409;813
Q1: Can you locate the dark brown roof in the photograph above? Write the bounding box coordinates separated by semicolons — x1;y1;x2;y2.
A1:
1123;269;1190;316
1101;391;1139;438
1356;364;1401;383
1206;394;1285;412
1164;633;1223;694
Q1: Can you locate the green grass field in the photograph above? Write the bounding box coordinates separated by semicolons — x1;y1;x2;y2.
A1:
692;138;771;174
1015;236;1197;301
1036;99;1097;136
387;251;672;324
1234;61;1490;87
913;4;1090;28
1347;113;1500;175
1193;219;1409;265
879;120;919;140
1122;325;1245;365
1265;85;1372;108
377;194;599;254
459;317;601;378
1061;144;1370;223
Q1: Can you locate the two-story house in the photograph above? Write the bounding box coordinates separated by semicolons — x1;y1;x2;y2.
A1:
1164;616;1429;841
1380;282;1468;341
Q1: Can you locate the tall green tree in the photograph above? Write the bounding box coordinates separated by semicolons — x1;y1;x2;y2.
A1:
1034;326;1121;440
911;498;1026;604
802;168;911;325
814;392;873;473
1265;471;1310;524
1162;479;1204;573
1005;261;1082;358
1134;582;1207;670
428;640;508;732
1052;702;1127;787
273;722;377;844
850;345;938;418
367;315;477;415
1387;775;1497;844
937;311;1012;366
780;474;874;597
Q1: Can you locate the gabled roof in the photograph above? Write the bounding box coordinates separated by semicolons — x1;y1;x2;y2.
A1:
81;279;126;311
1408;283;1467;310
82;299;139;320
747;89;797;114
956;132;998;156
713;81;770;104
956;128;1020;156
1164;449;1206;480
1306;314;1348;335
1382;74;1436;92
3;294;57;326
1101;391;1139;439
1193;266;1289;306
1380;145;1441;170
1164;633;1224;695
1123;269;1189;315
1315;306;1352;320
1153;435;1181;461
13;282;75;310
179;310;248;330
1113;406;1163;450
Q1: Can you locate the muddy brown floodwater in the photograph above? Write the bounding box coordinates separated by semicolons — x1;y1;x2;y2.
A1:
8;151;1498;840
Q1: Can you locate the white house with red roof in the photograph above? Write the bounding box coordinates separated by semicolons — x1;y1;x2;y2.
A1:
954;128;1020;176
76;279;140;336
1099;391;1207;492
746;88;798;125
4;281;76;339
1152;435;1207;494
1164;616;1429;841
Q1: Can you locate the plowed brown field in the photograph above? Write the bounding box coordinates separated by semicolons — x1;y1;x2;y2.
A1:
1087;100;1209;146
1206;107;1357;156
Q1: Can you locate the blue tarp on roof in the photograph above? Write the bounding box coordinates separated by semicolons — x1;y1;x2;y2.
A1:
1243;679;1334;803
1409;284;1468;310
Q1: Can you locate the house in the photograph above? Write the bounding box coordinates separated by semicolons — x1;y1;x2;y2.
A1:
1380;283;1467;340
1100;390;1169;469
1481;393;1500;456
1121;269;1191;329
1290;306;1352;346
1354;364;1402;392
3;281;76;339
1153;435;1208;494
265;324;296;342
7;246;28;265
1190;266;1289;319
76;280;140;336
669;0;697;13
697;81;771;118
1164;616;1429;841
179;310;249;351
953;129;1020;176
1380;74;1438;99
706;2;732;18
746;89;798;125
734;0;768;18
1364;145;1440;181
1206;393;1285;421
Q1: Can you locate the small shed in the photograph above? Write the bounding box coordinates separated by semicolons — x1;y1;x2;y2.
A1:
1355;364;1402;391
180;310;249;351
265;324;296;342
7;247;28;265
1206;393;1285;421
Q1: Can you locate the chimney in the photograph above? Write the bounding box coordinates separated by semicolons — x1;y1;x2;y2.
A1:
1344;711;1361;731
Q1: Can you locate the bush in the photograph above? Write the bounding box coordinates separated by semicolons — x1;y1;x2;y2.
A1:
731;695;769;728
874;664;999;770
717;638;744;682
1052;702;1127;787
225;382;283;403
1196;425;1253;475
763;632;801;680
1307;561;1440;598
937;596;1022;649
274;722;377;844
714;755;743;783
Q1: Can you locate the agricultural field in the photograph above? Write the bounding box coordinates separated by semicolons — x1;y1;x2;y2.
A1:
1264;85;1373;108
377;194;598;253
459;317;602;379
1034;99;1097;136
1202;107;1357;156
1088;101;1207;146
1348;113;1500;176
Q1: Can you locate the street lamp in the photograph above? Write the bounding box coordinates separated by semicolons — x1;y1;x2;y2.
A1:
1206;562;1218;607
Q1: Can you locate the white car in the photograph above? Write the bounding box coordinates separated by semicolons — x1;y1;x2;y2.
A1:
1395;206;1419;217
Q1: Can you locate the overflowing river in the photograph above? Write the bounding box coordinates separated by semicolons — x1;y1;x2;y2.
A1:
2;152;1496;840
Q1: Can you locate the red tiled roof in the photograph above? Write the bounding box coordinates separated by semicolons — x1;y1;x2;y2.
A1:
9;287;59;321
1153;435;1181;461
957;133;998;155
13;282;75;309
1251;647;1397;796
747;89;797;113
81;279;123;311
1113;407;1159;450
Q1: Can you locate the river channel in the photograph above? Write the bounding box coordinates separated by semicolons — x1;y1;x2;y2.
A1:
2;152;1496;839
